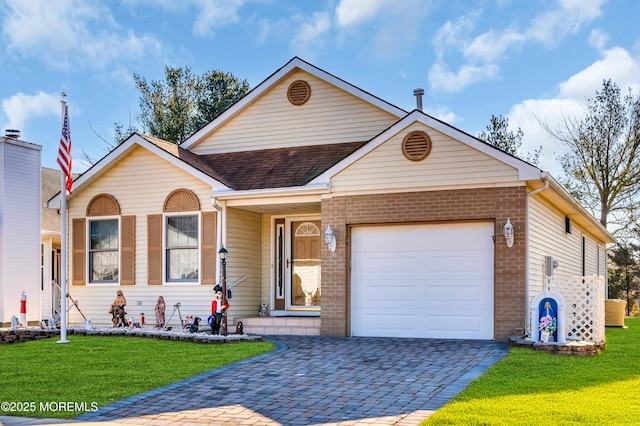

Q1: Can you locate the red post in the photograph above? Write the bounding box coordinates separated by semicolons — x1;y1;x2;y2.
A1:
19;291;27;328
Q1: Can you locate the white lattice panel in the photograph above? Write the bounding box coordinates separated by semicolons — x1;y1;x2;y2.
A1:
552;275;605;342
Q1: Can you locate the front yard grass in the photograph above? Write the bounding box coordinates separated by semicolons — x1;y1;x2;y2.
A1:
423;317;640;425
0;336;274;419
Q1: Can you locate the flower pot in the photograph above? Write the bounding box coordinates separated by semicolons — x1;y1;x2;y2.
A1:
540;330;550;343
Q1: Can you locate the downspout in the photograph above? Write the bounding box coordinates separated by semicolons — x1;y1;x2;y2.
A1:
212;196;224;284
524;173;550;337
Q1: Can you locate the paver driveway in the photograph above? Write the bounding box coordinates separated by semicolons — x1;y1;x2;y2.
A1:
4;336;508;426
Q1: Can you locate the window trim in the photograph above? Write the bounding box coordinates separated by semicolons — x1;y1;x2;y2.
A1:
87;215;121;285
163;212;201;285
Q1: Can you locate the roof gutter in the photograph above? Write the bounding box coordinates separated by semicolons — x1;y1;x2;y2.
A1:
527;172;615;243
211;183;330;201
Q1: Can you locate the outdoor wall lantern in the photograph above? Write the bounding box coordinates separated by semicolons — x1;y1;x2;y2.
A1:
503;218;514;248
218;246;228;335
325;225;336;252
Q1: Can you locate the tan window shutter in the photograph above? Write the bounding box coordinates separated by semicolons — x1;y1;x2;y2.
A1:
72;218;86;286
147;214;162;285
201;212;217;285
120;215;135;285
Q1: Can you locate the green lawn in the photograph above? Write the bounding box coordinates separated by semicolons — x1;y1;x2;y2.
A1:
423;317;640;425
0;336;274;419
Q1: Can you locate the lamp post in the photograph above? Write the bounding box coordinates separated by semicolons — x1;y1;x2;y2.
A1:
218;246;228;335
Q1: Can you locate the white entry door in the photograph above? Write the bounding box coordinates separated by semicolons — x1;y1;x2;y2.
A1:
351;222;494;339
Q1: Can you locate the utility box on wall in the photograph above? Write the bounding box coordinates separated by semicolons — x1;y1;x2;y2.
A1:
0;133;42;325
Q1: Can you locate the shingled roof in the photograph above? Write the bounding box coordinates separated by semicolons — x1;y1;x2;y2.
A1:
138;133;367;191
196;141;367;190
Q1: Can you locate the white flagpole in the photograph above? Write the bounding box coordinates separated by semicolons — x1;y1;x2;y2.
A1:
57;92;69;344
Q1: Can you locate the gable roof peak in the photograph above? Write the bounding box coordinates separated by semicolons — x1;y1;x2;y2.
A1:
180;57;407;150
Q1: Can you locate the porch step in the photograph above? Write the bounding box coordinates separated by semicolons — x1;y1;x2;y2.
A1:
234;316;320;336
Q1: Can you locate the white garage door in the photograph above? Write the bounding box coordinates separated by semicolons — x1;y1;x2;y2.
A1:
351;222;494;340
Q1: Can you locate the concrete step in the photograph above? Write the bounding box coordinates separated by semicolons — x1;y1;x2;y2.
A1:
234;316;320;336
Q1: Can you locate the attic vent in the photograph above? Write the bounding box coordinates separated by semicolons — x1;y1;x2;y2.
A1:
402;131;432;161
288;80;311;105
87;194;121;216
164;189;200;212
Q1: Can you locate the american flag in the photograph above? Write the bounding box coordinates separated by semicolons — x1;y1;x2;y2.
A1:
57;103;73;194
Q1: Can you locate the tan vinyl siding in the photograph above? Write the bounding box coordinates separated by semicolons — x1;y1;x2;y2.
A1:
331;122;521;194
191;70;398;154
261;214;272;305
66;285;226;328
528;197;605;297
66;147;218;324
226;207;262;319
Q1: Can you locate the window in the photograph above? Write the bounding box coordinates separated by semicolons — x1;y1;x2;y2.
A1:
166;215;199;281
89;218;119;282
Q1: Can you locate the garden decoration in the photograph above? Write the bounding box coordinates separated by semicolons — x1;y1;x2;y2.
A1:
259;303;268;317
210;285;229;335
155;296;166;329
161;302;183;331
10;315;19;330
539;301;557;343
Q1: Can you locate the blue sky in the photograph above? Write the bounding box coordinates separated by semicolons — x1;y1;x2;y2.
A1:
1;0;639;176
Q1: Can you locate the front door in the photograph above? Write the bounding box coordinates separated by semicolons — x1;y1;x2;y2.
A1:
274;217;321;312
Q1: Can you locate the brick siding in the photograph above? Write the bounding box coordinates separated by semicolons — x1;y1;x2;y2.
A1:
321;187;527;341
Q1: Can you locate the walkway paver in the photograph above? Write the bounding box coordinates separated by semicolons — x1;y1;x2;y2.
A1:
1;336;508;426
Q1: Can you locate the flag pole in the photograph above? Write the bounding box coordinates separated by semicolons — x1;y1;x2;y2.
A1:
57;92;70;344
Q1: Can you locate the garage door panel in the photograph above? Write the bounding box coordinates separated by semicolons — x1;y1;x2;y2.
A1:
353;312;418;333
427;312;493;339
427;283;488;304
354;254;424;278
354;281;425;309
351;223;494;340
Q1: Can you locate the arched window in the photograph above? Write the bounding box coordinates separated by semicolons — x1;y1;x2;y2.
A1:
86;194;122;284
164;189;200;282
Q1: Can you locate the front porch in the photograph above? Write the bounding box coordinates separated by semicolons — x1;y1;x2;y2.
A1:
235;316;321;336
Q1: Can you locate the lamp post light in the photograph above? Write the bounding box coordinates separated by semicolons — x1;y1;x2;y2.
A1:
218;246;228;335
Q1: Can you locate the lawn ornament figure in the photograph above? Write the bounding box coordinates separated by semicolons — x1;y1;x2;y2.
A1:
210;285;229;335
10;315;19;330
235;321;244;335
155;296;166;329
259;303;268;317
112;306;126;327
188;316;201;333
48;318;57;330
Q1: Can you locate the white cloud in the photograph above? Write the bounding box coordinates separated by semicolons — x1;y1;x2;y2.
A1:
509;98;584;175
428;62;499;93
1;0;162;69
334;0;432;60
427;105;459;125
335;0;385;27
507;43;640;177
191;0;245;37
463;28;525;62
559;47;640;98
289;12;331;60
527;0;605;47
430;0;608;93
588;29;609;50
1;91;61;137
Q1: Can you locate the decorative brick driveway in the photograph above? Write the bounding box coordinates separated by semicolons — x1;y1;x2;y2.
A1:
2;336;508;426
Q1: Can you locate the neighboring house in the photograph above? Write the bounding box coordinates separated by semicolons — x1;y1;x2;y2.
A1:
48;57;614;341
1;131;42;326
41;167;63;322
